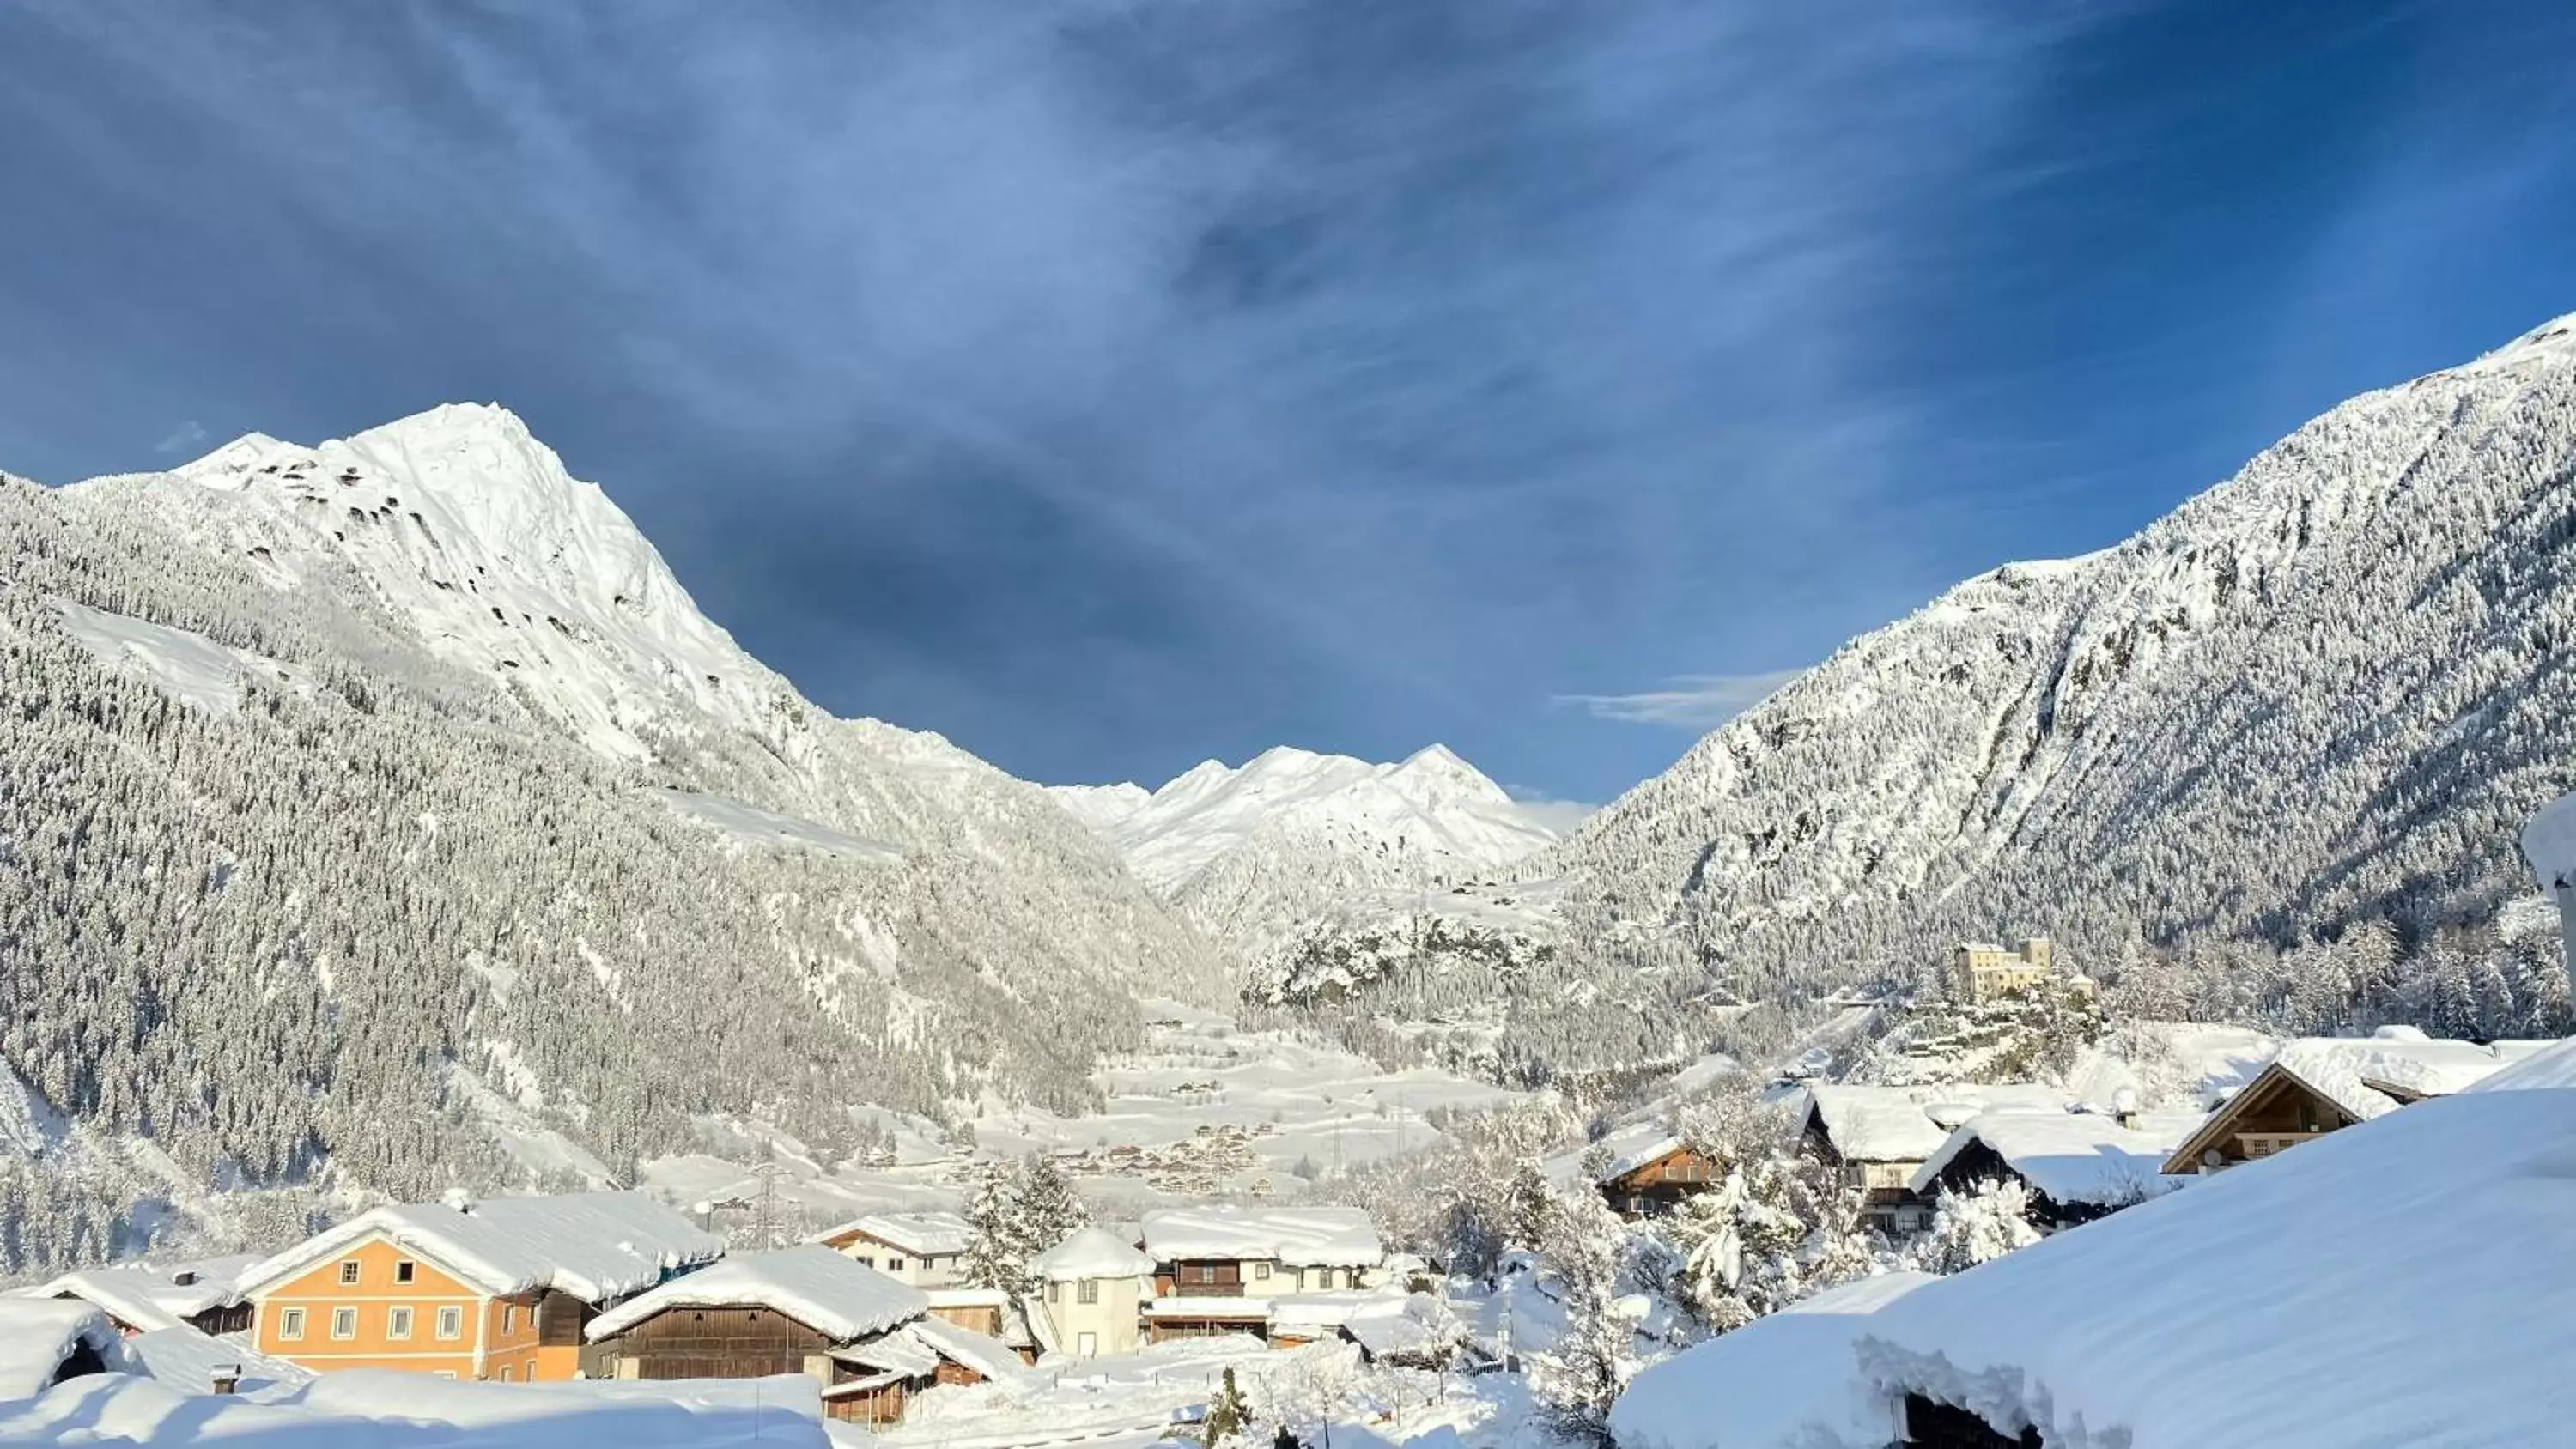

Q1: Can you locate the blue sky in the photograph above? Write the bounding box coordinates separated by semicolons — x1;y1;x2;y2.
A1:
3;1;2573;804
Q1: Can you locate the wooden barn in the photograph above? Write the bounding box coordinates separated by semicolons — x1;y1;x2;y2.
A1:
584;1245;1023;1426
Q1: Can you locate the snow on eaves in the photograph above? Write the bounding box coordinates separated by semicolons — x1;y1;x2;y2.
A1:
1138;1206;1382;1269
1907;1111;2184;1208
15;1255;257;1333
0;1300;126;1401
1615;1089;2576;1449
899;1316;1032;1388
2268;1032;2531;1124
586;1246;927;1344
1796;1084;2070;1164
236;1191;724;1307
812;1210;971;1258
125;1325;313;1396
1030;1227;1155;1281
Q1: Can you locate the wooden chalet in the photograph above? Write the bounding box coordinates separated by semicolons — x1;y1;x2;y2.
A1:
1598;1137;1718;1220
584;1245;1020;1426
1795;1083;2071;1233
2159;1034;2545;1176
1908;1111;2184;1232
25;1257;257;1337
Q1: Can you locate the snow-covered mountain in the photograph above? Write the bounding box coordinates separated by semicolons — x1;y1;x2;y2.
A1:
1052;744;1563;955
1550;313;2576;1007
0;403;1224;1264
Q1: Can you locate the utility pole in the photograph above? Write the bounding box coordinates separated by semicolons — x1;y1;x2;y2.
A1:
751;1137;783;1248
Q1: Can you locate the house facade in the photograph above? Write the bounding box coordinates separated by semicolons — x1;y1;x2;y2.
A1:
1909;1110;2186;1231
234;1190;724;1382
2525;788;2576;987
2160;1034;2547;1176
1030;1228;1155;1358
1597;1137;1719;1220
812;1211;972;1288
1796;1083;2073;1233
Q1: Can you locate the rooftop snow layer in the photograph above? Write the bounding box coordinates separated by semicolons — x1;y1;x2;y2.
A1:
586;1246;927;1343
17;1254;256;1332
2464;1034;2576;1093
0;1300;126;1400
1612;1272;1936;1449
1138;1205;1382;1268
1030;1227;1156;1281
1908;1111;2186;1207
2268;1034;2531;1122
813;1210;971;1258
125;1324;313;1395
237;1191;724;1306
1797;1084;2070;1164
901;1315;1033;1387
1617;1089;2576;1448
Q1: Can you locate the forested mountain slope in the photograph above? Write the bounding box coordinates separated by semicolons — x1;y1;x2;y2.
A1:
0;405;1221;1259
1054;743;1559;958
1551;314;2576;1005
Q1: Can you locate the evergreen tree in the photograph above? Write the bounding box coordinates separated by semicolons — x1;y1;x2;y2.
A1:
1013;1152;1089;1262
961;1162;1025;1294
1203;1367;1252;1449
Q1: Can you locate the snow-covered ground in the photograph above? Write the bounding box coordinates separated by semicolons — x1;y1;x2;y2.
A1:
634;1006;1520;1228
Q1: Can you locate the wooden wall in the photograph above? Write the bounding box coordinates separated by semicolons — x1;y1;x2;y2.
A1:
600;1306;834;1380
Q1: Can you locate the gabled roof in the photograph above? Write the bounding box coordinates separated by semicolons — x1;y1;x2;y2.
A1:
902;1315;1032;1387
1909;1111;2187;1208
1795;1083;2070;1164
1589;1122;1690;1185
235;1191;725;1307
812;1210;972;1258
2160;1034;2541;1174
1340;1293;1467;1361
586;1245;926;1344
19;1254;256;1332
1139;1206;1381;1268
1030;1227;1154;1281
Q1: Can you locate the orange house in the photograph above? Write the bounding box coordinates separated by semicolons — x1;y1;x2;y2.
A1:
237;1191;725;1383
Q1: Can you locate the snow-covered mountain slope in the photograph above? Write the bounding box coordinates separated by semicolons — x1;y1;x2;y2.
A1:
0;404;1224;1265
1550;312;2576;1005
1054;744;1561;955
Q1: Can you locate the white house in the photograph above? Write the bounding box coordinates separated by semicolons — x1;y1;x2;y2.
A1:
811;1211;972;1288
1028;1227;1156;1359
1135;1206;1382;1345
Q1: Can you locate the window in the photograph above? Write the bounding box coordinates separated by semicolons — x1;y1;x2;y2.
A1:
856;1256;875;1269
1048;1282;1062;1303
278;1308;307;1341
437;1306;464;1340
888;1257;906;1273
1193;1264;1218;1285
331;1307;357;1340
1253;1262;1271;1280
1078;1279;1100;1306
387;1307;414;1340
338;1260;361;1287
501;1305;516;1334
395;1260;416;1284
497;1365;513;1383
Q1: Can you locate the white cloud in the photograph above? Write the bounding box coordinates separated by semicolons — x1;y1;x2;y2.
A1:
153;419;207;455
1557;669;1802;728
1502;784;1601;834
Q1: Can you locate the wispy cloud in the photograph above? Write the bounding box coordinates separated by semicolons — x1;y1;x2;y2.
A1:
152;419;206;455
1503;783;1601;834
1557;669;1803;728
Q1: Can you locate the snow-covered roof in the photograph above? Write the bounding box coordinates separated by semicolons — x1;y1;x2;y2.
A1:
0;1300;126;1401
1589;1122;1688;1183
1613;1271;1935;1449
1796;1084;2069;1164
1908;1111;2186;1208
586;1246;927;1344
1339;1293;1466;1361
902;1316;1033;1387
1030;1227;1155;1281
1267;1292;1379;1330
1138;1206;1381;1268
813;1210;971;1258
832;1330;941;1379
18;1254;256;1332
923;1286;1014;1309
2524;788;2576;890
125;1325;313;1396
2465;1034;2576;1093
2270;1034;2530;1121
237;1191;725;1307
1140;1296;1272;1319
1616;1088;2576;1448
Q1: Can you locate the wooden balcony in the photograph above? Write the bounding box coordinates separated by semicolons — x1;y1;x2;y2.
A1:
2237;1131;2328;1161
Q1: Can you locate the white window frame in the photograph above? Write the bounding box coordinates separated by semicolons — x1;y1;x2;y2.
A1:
888;1257;906;1273
395;1259;417;1284
1253;1262;1272;1280
278;1307;307;1341
501;1305;516;1334
1078;1279;1100;1306
337;1260;361;1287
387;1306;414;1340
331;1307;358;1340
437;1306;465;1340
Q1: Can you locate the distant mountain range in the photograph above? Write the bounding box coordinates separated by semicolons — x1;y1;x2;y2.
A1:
1049;744;1563;956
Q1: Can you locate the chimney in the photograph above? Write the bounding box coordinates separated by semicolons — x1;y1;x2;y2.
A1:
210;1363;242;1396
170;1270;197;1288
440;1185;477;1214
